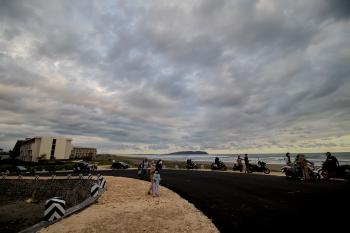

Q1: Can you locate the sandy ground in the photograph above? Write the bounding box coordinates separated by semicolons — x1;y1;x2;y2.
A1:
38;176;219;233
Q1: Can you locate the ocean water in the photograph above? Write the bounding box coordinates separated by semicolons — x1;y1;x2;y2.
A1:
124;152;350;166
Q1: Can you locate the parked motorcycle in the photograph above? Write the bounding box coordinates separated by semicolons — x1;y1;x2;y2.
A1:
211;161;227;170
245;161;270;174
281;164;320;180
232;163;243;172
318;163;350;181
186;159;198;169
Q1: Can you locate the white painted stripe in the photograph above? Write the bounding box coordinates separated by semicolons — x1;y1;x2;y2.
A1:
44;203;65;216
45;198;66;205
48;212;62;222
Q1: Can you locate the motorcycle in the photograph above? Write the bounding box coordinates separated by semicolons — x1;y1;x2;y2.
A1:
233;163;243;172
211;161;227;171
246;161;270;174
281;163;320;180
318;163;350;181
186;160;198;169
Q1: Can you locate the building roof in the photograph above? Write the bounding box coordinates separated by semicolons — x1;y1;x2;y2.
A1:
23;136;72;142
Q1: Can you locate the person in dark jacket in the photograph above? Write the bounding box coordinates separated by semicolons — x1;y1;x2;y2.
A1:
244;154;250;172
325;152;339;176
286;152;291;165
156;159;163;172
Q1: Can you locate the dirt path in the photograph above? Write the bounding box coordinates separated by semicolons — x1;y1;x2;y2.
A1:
38;176;218;233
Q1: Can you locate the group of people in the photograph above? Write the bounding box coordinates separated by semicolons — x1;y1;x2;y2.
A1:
234;152;340;180
285;151;339;180
139;159;163;197
234;154;249;168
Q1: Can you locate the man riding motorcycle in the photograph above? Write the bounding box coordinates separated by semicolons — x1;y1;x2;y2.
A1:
186;159;198;169
211;157;227;170
245;160;270;174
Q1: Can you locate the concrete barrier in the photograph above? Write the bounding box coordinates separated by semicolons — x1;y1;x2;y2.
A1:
44;197;66;222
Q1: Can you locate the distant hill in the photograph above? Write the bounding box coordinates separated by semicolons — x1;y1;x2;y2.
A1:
168;151;208;155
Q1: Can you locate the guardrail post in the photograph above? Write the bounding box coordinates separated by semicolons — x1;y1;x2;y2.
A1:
44;197;66;222
98;176;106;189
91;183;99;197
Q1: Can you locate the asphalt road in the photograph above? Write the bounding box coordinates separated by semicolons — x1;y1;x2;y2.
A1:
91;169;349;233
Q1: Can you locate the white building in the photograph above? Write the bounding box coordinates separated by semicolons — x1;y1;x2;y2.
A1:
19;137;72;162
71;147;97;159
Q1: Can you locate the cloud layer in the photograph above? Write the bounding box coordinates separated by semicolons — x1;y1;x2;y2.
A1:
1;0;350;153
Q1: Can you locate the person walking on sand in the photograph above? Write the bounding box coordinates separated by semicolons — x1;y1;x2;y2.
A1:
152;170;161;197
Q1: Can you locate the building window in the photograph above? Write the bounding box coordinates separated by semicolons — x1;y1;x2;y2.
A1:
51;139;56;157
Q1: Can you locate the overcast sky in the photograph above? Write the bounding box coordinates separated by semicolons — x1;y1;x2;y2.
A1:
1;0;350;154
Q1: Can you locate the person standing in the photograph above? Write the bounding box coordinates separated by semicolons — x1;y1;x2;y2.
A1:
141;159;149;179
237;156;242;166
156;159;163;173
152;170;161;197
147;161;156;195
286;152;291;165
236;155;243;172
297;154;312;180
244;154;249;172
325;152;339;177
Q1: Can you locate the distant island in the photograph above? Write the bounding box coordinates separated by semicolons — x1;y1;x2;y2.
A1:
168;151;208;155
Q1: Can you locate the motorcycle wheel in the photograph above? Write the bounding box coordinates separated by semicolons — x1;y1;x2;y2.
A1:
264;168;270;174
316;173;321;180
320;170;331;180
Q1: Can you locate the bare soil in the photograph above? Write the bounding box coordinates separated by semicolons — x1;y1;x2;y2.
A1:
38;177;218;233
0;197;44;233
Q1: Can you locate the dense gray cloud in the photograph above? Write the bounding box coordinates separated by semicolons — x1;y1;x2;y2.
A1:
1;0;350;153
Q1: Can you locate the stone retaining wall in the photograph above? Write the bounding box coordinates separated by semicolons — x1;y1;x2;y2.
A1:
0;179;95;208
